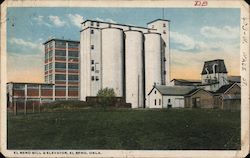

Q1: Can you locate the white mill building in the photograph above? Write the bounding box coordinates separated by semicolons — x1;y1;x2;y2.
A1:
79;19;170;108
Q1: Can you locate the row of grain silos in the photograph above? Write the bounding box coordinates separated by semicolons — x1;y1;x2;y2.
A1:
100;27;162;108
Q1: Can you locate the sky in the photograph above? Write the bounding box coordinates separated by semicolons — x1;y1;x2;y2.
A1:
6;7;240;82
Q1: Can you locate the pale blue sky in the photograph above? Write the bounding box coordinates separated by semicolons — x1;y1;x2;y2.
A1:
7;7;240;81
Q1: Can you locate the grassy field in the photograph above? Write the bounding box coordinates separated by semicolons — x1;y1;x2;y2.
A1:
7;108;240;150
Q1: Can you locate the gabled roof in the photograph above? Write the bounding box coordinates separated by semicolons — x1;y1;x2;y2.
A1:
149;85;194;96
185;88;213;96
215;83;240;94
201;59;227;75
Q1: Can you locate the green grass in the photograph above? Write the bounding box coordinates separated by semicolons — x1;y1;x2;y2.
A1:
7;108;240;150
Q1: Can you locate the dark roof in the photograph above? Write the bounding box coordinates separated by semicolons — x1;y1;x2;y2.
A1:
228;76;241;83
201;59;227;75
150;85;194;96
147;19;170;24
215;83;239;94
43;38;80;45
171;79;202;86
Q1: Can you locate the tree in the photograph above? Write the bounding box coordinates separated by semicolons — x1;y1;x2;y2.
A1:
97;88;116;107
97;87;116;97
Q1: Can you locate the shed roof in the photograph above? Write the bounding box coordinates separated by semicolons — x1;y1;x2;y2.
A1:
215;83;240;94
151;85;194;96
201;59;227;75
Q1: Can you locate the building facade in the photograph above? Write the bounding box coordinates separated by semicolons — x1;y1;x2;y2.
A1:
148;85;194;108
43;39;80;101
7;82;54;109
79;19;170;108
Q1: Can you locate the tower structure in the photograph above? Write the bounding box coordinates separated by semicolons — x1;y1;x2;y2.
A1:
201;59;228;91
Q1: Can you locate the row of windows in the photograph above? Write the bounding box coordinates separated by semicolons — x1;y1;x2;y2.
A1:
45;63;78;70
55;41;66;48
91;76;99;81
55;74;79;81
13;84;53;90
154;99;161;106
151;23;167;29
55;86;78;90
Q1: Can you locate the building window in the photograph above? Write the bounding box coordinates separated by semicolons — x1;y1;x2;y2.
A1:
68;63;78;70
41;85;53;89
90;21;94;26
164;57;166;62
49;63;53;70
68;86;78;91
96;76;99;81
152;25;154;28
159;99;161;105
13;84;25;90
55;86;66;90
68;75;78;81
168;99;171;103
55;50;66;57
45;64;48;71
91;76;95;81
163;30;166;34
154;99;157;106
27;84;39;89
55;74;66;81
91;45;94;50
68;42;79;48
55;41;66;48
97;22;100;27
91;30;94;34
55;62;66;69
91;60;94;64
154;90;157;94
91;66;95;71
164;71;166;75
68;51;78;58
163;23;166;27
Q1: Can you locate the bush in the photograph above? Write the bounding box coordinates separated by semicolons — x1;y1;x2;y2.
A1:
97;87;116;107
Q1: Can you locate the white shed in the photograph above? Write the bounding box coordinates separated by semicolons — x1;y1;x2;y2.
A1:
147;85;194;108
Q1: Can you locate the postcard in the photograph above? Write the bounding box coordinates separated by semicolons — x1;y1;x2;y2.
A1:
0;0;249;158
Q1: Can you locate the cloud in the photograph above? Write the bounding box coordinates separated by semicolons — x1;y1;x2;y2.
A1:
9;37;43;51
200;26;239;39
96;17;117;23
48;15;66;27
170;31;212;51
33;15;52;27
67;14;84;28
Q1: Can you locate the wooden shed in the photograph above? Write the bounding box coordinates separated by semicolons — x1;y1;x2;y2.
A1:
184;88;214;108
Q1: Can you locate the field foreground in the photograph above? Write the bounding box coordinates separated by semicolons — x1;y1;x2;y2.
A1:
8;108;240;150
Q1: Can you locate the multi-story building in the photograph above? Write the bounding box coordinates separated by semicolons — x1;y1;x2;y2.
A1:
80;19;170;108
43;39;80;100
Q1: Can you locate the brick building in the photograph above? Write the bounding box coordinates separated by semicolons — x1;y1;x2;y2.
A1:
43;39;80;100
7;82;54;109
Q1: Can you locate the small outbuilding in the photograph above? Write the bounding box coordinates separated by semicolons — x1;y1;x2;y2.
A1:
147;85;194;108
184;88;214;108
213;83;241;110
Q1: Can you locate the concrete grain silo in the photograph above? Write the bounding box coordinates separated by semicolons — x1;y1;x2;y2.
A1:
124;30;144;108
144;33;162;107
80;29;91;101
101;28;125;97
